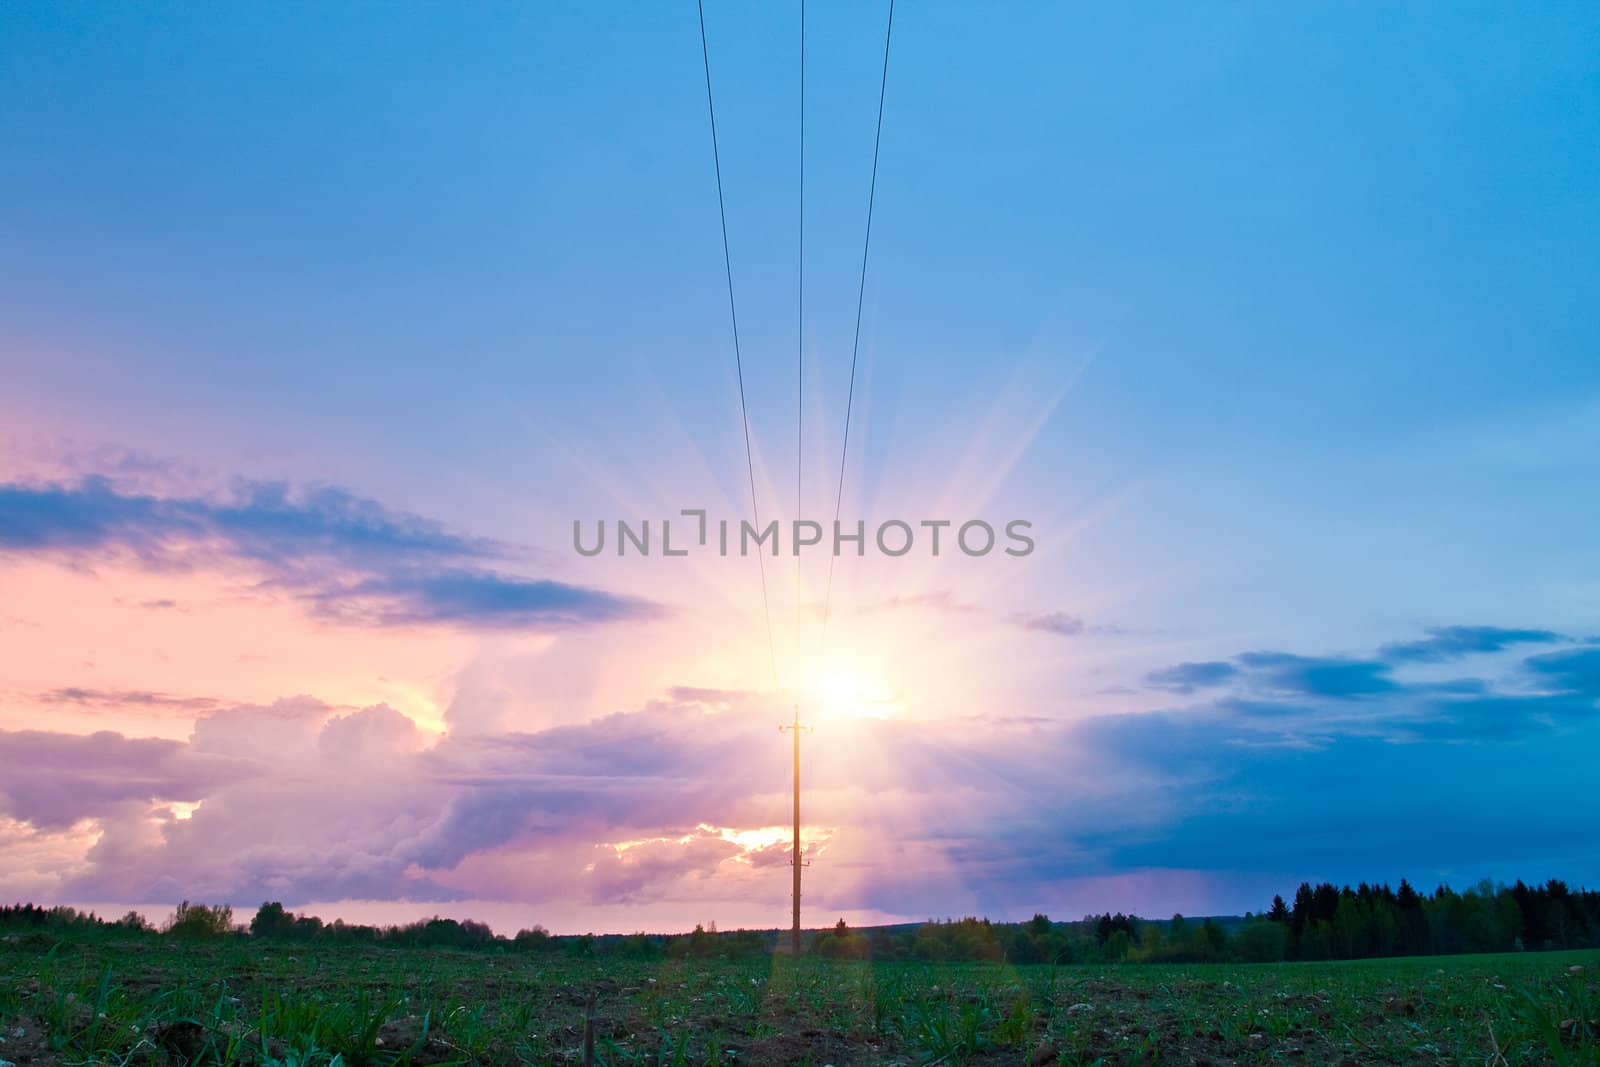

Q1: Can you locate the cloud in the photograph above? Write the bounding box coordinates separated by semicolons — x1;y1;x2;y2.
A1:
1380;625;1565;663
309;570;656;629
0;476;655;632
0;475;487;562
862;591;975;615
585;832;741;905
1145;660;1239;694
4;622;1595;919
190;696;333;760
0;729;253;828
666;686;748;708
1524;647;1600;696
1133;625;1600;745
1011;610;1126;637
319;704;425;762
23;699;459;904
0;692;784;907
36;687;222;713
1234;651;1397;699
1014;610;1085;635
1073;710;1600;883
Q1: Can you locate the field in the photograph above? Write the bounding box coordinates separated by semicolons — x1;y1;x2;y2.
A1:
1;935;1596;1066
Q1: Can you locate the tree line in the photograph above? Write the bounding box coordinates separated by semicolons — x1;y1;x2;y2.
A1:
3;877;1596;964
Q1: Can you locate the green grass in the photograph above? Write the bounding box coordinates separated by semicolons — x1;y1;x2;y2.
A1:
0;936;1595;1064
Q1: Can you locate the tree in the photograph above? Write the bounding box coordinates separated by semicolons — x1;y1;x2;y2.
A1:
251;902;293;938
816;918;869;959
1290;883;1315;936
167;901;234;938
514;925;552;951
1104;929;1132;961
1236;919;1287;962
115;911;153;933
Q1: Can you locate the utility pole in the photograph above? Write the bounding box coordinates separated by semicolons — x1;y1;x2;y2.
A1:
780;704;810;954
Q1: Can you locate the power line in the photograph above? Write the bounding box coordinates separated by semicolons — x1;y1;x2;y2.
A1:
795;0;806;648
819;0;896;654
697;0;778;685
791;0;807;959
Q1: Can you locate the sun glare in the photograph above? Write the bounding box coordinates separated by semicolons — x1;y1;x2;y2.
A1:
809;661;900;721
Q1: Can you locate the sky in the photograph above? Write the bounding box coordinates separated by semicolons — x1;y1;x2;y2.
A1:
2;1;1599;934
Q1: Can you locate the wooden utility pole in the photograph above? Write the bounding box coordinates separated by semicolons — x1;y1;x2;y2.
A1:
780;704;809;953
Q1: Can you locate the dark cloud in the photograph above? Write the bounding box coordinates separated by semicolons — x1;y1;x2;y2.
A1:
1380;625;1564;663
310;570;655;629
1234;651;1397;699
1524;647;1600;697
1132;629;1600;747
1145;660;1239;693
0;476;654;632
1396;690;1598;742
0;476;487;562
1077;718;1600;883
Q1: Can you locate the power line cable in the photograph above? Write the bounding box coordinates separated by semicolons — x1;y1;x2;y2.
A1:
819;0;896;656
796;0;806;650
697;0;778;685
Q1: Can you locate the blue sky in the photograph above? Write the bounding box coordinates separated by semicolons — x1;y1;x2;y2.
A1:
1;2;1597;929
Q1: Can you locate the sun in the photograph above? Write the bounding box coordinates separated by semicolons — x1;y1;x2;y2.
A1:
807;659;900;721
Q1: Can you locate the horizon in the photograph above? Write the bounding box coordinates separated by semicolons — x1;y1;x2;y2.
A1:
20;870;1589;940
3;2;1599;939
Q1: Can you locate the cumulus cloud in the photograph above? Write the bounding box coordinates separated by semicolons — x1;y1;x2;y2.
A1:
0;476;655;632
0;729;253;828
189;696;333;760
585;832;742;905
319;704;425;762
1;622;1594;919
41;699;456;904
0;692;785;907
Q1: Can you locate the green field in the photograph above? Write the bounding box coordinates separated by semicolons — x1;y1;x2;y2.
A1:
1;935;1596;1065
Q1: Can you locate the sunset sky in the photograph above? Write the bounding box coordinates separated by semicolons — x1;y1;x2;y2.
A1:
2;2;1599;934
